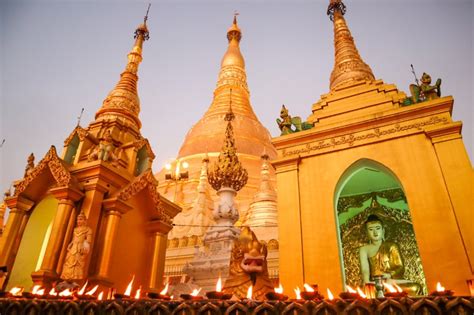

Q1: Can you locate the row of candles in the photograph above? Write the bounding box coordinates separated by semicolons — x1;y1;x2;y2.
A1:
3;277;454;301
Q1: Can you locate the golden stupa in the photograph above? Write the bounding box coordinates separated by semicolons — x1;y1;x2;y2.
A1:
156;16;279;282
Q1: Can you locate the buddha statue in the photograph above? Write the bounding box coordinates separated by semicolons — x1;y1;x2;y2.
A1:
359;214;421;295
60;211;93;281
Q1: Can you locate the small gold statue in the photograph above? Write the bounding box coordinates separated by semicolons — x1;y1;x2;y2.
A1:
60;211;93;281
359;214;420;295
223;227;273;300
88;130;117;162
24;153;35;177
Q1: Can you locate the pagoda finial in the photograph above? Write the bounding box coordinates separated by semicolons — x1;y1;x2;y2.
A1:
95;9;151;129
207;88;248;192
327;0;375;90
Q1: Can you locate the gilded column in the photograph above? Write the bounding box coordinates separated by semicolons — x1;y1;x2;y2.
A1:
32;186;83;284
0;196;34;272
91;198;131;286
148;223;171;291
272;156;304;297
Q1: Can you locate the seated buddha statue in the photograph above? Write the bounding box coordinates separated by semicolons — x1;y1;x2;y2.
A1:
359;214;421;295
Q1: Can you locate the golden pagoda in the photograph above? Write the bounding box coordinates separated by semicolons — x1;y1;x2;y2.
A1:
0;13;180;292
156;16;279;282
273;0;473;296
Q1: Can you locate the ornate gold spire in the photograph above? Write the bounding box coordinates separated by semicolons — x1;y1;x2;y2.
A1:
208;90;248;192
95;10;150;129
327;0;375;90
177;14;275;158
217;13;248;93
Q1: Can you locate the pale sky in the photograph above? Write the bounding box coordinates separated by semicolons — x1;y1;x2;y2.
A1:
1;0;472;194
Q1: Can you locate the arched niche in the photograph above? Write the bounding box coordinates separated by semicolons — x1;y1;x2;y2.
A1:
333;159;427;294
7;195;58;290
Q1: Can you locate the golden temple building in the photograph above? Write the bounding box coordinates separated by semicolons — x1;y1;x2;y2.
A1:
156;16;280;284
273;0;473;296
0;16;180;292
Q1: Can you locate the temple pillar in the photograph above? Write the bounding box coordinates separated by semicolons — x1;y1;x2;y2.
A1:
32;186;83;284
0;196;34;277
147;220;172;292
75;181;108;278
90;198;131;287
272;156;304;296
427;124;474;274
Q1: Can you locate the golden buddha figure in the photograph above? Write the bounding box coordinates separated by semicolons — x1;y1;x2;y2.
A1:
60;211;93;281
359;214;421;295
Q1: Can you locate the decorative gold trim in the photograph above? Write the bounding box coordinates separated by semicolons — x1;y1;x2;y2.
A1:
14;146;74;196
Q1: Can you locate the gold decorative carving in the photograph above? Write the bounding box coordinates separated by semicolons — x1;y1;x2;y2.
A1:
115;170;170;223
208;96;248;192
14;146;73;196
337;188;405;215
339;196;427;294
24;153;35;177
282;116;448;157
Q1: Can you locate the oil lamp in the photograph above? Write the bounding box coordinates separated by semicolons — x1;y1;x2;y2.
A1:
265;284;288;301
181;288;203;301
339;285;360;299
301;283;324;300
383;283;407;298
206;277;232;300
429;282;453;296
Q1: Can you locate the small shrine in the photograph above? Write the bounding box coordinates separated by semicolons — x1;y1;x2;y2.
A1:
0;11;180;294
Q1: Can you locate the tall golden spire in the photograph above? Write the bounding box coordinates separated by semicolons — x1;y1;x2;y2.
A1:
95;7;150;130
208;89;248;192
176;14;275;158
327;0;375;90
216;13;249;95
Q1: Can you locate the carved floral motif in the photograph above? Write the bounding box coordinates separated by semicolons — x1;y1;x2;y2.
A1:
115;170;170;223
14;146;73;196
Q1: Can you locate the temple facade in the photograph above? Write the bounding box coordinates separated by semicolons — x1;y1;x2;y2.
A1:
0;17;180;293
156;17;279;285
273;0;473;296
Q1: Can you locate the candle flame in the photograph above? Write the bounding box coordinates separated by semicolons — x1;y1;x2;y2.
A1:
49;288;58;296
383;283;397;293
124;275;135;296
346;285;357;293
160;283;169;295
436;282;445;292
356;287;366;298
294;287;301;300
135;286;141;299
216;277;222;292
327;288;334;300
59;288;73;297
303;283;315;292
275;284;283;294
9;287;23;296
86;285;99;296
31;285;41;295
98;291;104;300
246;285;253;299
393;283;403;293
78;281;88;295
191;288;201;296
